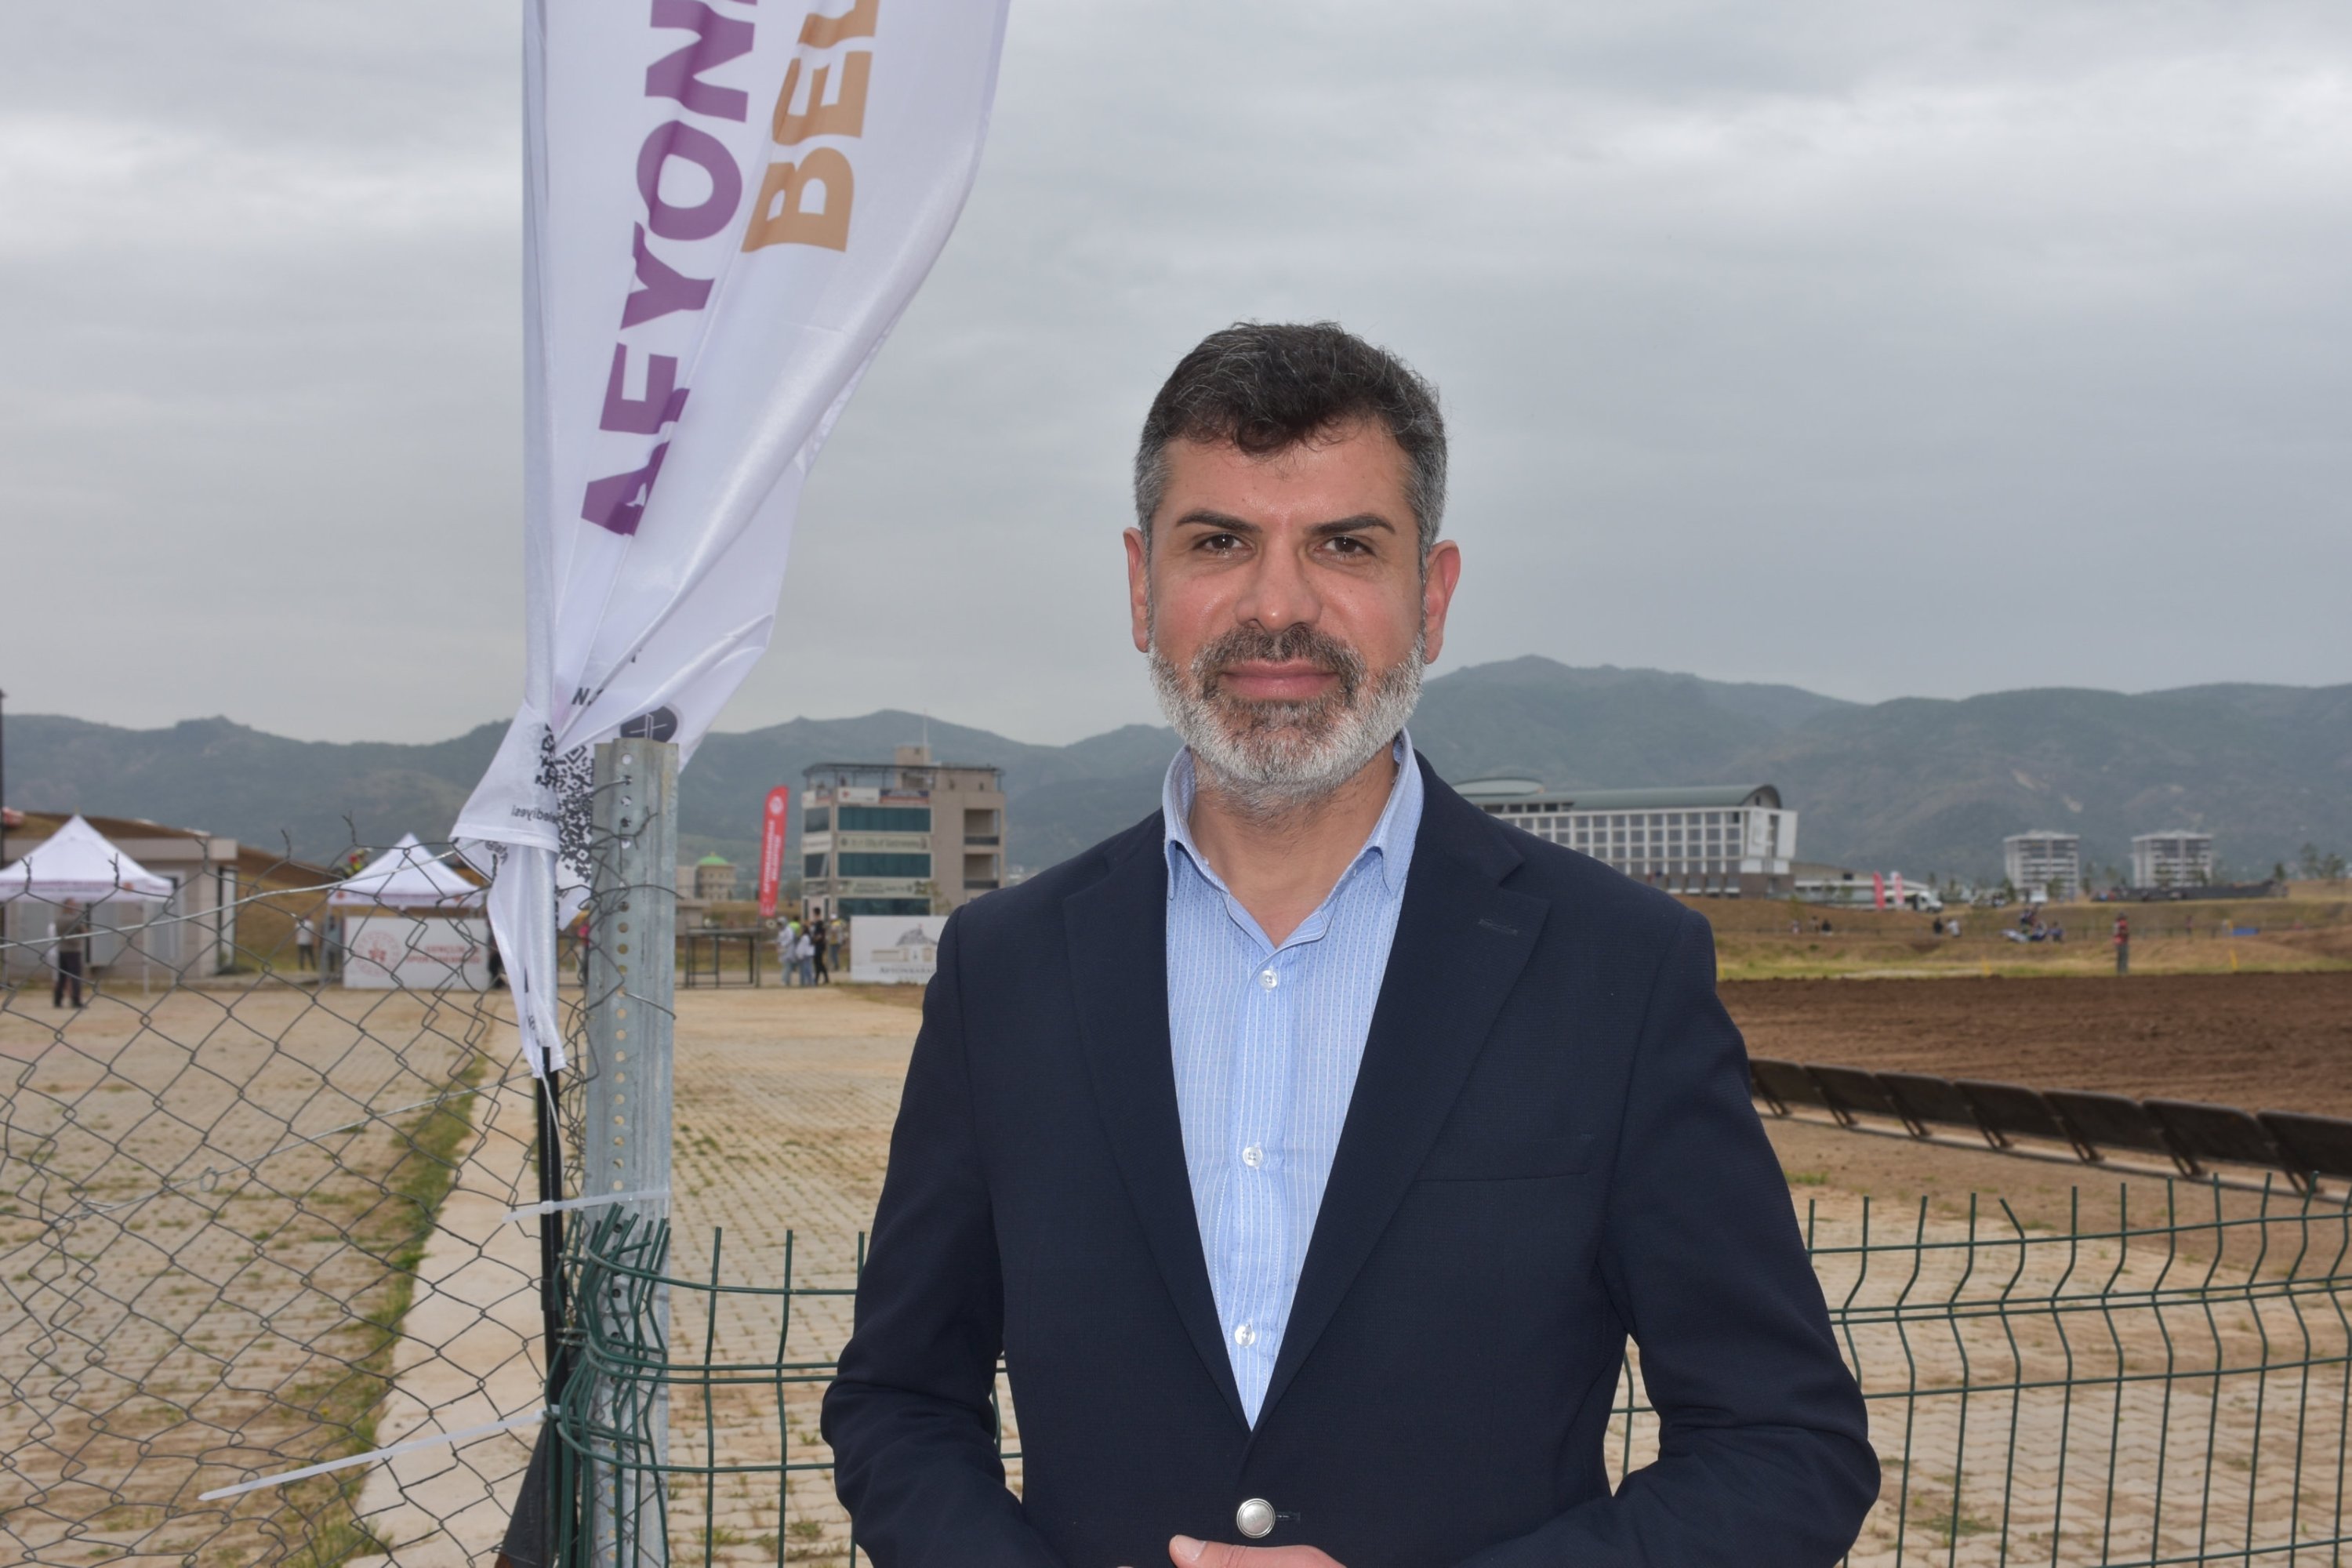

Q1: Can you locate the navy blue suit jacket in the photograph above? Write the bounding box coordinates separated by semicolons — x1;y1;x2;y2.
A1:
823;762;1876;1566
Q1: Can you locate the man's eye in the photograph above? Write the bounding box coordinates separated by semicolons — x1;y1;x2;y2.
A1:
1200;533;1243;551
1327;535;1372;555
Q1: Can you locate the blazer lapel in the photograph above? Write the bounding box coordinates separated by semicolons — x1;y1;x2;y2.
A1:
1065;822;1250;1430
1257;772;1547;1427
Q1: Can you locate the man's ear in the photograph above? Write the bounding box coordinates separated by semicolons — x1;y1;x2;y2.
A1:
1126;527;1152;654
1419;539;1463;664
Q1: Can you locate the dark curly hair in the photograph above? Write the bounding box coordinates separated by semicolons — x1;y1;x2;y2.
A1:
1133;321;1446;562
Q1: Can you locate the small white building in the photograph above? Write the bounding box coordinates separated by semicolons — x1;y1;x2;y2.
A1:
2132;831;2214;890
1791;865;1943;911
1456;780;1795;897
2003;831;2082;903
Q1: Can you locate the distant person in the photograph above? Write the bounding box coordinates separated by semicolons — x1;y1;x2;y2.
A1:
775;920;798;986
2113;913;2130;976
51;900;91;1009
809;924;830;985
795;927;817;986
294;915;318;970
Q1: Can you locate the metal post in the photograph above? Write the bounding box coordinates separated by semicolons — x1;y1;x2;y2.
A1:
581;738;677;1566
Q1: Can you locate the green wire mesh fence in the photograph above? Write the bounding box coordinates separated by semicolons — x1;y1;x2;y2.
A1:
544;1211;1011;1567
553;1181;2349;1568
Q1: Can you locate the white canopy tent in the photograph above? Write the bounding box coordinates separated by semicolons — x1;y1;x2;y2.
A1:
0;815;175;903
0;815;178;989
328;837;492;992
328;835;488;910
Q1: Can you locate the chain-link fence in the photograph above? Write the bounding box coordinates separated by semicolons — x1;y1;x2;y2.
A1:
1;838;562;1565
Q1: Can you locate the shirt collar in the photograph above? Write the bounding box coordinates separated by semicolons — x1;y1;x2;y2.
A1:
1162;729;1422;899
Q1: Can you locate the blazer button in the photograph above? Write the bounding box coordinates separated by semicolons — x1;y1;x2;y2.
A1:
1235;1497;1275;1539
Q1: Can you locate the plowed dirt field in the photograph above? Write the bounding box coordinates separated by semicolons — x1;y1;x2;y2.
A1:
1722;970;2352;1115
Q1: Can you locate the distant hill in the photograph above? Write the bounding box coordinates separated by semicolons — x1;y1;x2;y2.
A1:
6;659;2347;884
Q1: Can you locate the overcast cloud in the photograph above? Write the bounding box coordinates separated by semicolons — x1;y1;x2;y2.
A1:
4;1;2348;745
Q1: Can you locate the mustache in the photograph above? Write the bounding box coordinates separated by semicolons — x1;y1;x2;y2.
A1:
1192;623;1365;706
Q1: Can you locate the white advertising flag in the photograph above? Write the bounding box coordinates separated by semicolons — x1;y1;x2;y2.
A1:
454;0;1010;1073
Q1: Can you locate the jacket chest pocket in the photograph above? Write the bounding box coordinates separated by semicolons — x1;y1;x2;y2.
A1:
1415;1132;1595;1181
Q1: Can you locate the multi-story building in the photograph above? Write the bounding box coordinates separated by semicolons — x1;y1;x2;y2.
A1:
2131;831;2214;890
800;746;1007;920
1455;779;1797;897
2002;831;2082;903
688;854;737;902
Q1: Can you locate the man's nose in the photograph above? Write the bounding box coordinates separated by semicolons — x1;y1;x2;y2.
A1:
1232;540;1320;631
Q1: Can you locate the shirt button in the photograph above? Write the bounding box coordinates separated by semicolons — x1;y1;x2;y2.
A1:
1233;1322;1257;1348
1258;968;1277;989
1242;1144;1264;1168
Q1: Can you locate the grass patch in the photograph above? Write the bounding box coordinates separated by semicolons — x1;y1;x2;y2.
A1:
1912;1494;1997;1547
266;1050;492;1564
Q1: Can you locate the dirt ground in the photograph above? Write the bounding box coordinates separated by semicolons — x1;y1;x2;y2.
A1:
1722;970;2352;1115
846;970;2352;1115
1697;890;2352;980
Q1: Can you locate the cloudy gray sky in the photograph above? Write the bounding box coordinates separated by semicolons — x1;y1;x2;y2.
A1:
5;1;2348;746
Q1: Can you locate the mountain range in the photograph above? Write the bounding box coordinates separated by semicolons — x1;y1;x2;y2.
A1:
6;658;2347;885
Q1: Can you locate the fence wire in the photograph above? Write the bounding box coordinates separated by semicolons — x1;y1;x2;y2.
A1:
552;1185;2350;1568
0;835;603;1567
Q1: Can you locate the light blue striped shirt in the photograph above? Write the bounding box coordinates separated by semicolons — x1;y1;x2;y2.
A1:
1163;733;1424;1425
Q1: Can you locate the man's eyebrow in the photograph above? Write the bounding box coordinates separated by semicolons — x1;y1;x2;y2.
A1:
1166;510;1398;536
1308;514;1397;538
1169;508;1260;534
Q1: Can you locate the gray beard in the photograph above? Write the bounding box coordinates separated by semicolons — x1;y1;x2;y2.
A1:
1149;625;1425;819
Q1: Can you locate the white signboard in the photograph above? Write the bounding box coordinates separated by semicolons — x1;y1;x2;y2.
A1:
834;832;931;853
850;914;947;984
342;916;492;992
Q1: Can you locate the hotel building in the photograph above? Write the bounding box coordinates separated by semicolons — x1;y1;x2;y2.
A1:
1456;779;1797;897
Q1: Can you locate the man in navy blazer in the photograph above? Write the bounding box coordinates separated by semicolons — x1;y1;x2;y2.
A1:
822;324;1877;1566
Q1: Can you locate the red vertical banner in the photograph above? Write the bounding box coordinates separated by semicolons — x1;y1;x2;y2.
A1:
1871;871;1886;910
757;786;790;920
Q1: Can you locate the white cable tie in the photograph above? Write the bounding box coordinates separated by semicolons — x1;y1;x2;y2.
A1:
197;1408;550;1501
503;1187;669;1225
